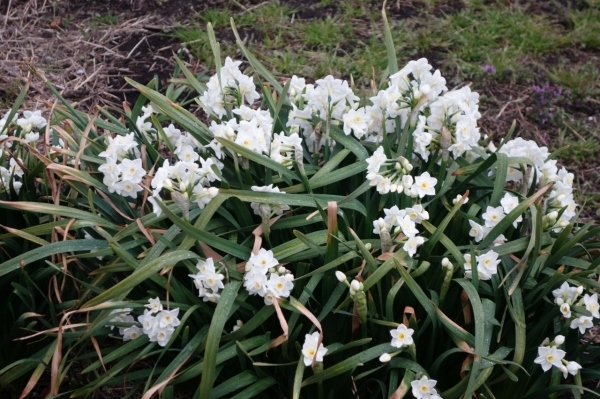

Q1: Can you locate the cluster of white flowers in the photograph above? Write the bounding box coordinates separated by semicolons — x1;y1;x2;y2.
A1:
106;299;181;347
203;97;303;173
243;248;294;305
250;185;290;217
367;59;447;144
420;85;481;160
301;331;328;367
534;335;581;378
552;282;599;334
467;192;522;243
286;75;360;149
98;133;144;198
0;111;48;195
498;138;578;232
106;308;142;341
366;147;439;197
188;258;226;303
149;133;221;216
372;205;429;257
199;57;260;119
0;158;24;194
137;298;180;347
14;110;47;144
462;250;501;281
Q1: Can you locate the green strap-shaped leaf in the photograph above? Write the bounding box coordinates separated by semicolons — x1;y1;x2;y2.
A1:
199;281;242;399
229;377;277;399
328;124;369;160
381;1;398;76
126;78;212;144
0;239;108;278
394;257;437;323
81;250;199;308
455;278;486;397
211;371;258;399
489;153;508;207
221;189;367;216
301;343;395;386
0;201;118;230
158;200;251;260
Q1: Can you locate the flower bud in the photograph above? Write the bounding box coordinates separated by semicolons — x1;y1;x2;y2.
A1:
278;266;286;275
335;271;347;282
547;211;558;221
576;285;584;295
556;297;564;305
379;353;392;363
554;335;565;345
441;257;451;268
558;364;568;375
351;280;361;292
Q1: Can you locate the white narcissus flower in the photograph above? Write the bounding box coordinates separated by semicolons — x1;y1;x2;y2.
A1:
243;270;269;297
405;205;429;224
468;220;486;242
559;303;571;318
583;293;600;318
151;326;174;347
302;331;328;366
119;158;146;184
372;217;389;235
383;205;406;227
481;205;505;228
500;193;523;227
411;376;439;399
390;324;414;348
122;326;142;341
247;248;279;273
534;345;566;372
145;297;163;314
399;215;419;238
157;308;180;329
570;315;593;334
476;250;500;278
24;132;39;144
403;236;425;258
114;180;143;199
411;172;437;198
343;108;370;138
17;110;46;133
366;146;386;174
266;273;294;299
201;269;225;292
138;310;157;334
552;282;577;303
565;361;582;378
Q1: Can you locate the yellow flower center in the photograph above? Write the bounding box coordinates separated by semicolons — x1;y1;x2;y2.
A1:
397;332;405;340
308;349;316;357
547;355;555;362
